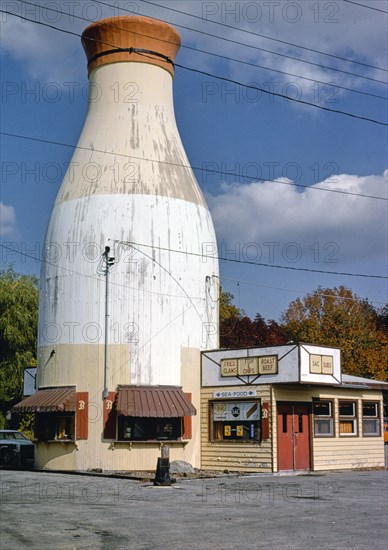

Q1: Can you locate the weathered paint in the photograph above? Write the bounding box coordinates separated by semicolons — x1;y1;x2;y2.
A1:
272;386;385;471
200;385;273;473
34;345;200;471
201;384;385;473
36;18;218;471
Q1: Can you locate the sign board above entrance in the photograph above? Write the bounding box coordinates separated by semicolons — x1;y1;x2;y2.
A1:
213;390;257;399
309;354;334;375
220;356;278;377
202;344;341;387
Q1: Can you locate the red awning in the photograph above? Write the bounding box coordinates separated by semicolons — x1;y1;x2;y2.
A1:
12;387;76;413
116;386;196;417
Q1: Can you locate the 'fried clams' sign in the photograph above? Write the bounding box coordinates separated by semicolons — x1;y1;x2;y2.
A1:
220;356;278;377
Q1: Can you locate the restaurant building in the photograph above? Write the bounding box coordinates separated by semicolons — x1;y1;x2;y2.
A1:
201;343;387;472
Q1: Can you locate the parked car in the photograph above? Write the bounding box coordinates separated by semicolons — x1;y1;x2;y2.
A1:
384;418;388;444
0;430;35;468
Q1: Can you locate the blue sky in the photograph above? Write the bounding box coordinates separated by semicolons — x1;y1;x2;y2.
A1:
1;0;387;321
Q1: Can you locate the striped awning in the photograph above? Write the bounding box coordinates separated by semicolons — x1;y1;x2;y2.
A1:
12;387;76;413
116;386;196;418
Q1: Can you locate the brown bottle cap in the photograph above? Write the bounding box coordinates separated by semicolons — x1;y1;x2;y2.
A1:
82;16;181;78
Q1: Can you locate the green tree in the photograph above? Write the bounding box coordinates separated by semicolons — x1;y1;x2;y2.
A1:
0;267;38;427
219;289;241;320
282;286;388;381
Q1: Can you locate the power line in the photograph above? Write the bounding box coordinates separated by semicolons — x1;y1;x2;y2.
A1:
342;0;388;14
4;237;384;305
186;47;386;101
2;130;387;201
94;0;387;84
1;246;385;316
0;244;206;302
15;0;387;101
124;241;203;319
121;240;388;280
221;276;387;306
1;9;387;126
175;63;388;126
194;42;388;99
137;0;388;73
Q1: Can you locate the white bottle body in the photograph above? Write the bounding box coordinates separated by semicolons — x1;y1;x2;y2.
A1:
38;62;219;391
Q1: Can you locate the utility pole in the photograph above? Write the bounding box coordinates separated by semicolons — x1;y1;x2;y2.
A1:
103;245;115;399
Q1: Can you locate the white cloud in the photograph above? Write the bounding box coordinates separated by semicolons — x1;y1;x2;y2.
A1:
0;1;386;87
0;12;84;83
0;202;17;237
207;170;388;264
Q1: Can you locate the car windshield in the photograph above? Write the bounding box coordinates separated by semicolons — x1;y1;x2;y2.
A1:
0;432;28;440
13;432;28;440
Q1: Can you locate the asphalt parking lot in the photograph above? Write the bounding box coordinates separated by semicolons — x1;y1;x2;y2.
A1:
1;468;387;550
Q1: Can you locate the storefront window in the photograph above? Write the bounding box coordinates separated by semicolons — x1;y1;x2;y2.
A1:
35;412;75;441
339;400;357;436
210;400;261;442
117;417;182;441
362;402;380;436
313;400;334;436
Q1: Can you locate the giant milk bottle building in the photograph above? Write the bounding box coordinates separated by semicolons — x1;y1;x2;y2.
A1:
14;16;219;471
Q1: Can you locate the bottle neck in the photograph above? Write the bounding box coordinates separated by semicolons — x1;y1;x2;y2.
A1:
86;61;175;115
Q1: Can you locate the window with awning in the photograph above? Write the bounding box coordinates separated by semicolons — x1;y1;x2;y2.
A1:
12;387;76;413
115;386;196;442
12;388;88;442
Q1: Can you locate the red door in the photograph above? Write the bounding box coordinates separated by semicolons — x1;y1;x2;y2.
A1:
277;402;311;471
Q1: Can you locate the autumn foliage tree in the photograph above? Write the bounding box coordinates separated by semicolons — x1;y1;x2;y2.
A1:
282;286;388;381
219;290;286;348
0;267;38;427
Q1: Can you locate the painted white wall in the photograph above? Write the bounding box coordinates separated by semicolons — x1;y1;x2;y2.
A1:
39;194;218;386
38;62;219;389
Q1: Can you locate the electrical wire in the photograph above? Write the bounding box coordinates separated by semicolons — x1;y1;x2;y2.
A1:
342;0;388;14
221;276;387;306
1;243;385;311
16;0;387;101
174;63;388;126
2;8;387;125
2;5;387;280
137;0;388;73
119;241;388;280
2;131;387;201
0;244;206;302
94;0;388;84
119;241;203;319
2;231;386;289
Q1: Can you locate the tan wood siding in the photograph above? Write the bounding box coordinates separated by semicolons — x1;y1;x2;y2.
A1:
34;346;201;471
272;386;385;471
201;386;272;472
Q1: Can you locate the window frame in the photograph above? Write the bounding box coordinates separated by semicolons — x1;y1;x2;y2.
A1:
116;416;184;442
339;399;358;437
312;399;335;438
362;401;381;437
209;399;261;443
35;412;76;442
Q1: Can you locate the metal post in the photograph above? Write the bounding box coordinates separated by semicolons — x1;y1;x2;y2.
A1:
154;444;174;486
103;246;111;399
